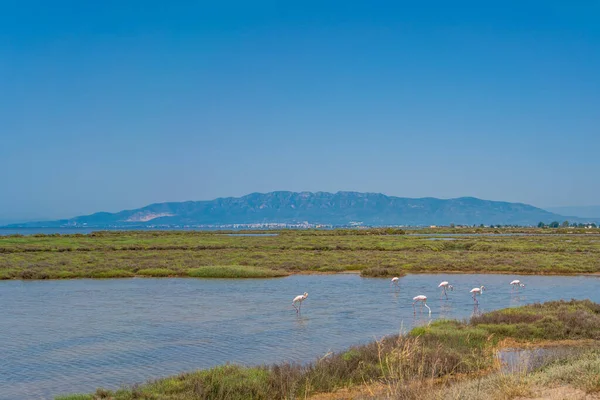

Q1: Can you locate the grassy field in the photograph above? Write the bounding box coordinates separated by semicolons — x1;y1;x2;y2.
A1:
1;229;599;279
56;300;600;400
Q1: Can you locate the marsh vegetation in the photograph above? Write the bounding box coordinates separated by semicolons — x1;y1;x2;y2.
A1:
1;229;599;279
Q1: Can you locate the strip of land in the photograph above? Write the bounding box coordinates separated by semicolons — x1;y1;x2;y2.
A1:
57;300;600;400
1;229;599;279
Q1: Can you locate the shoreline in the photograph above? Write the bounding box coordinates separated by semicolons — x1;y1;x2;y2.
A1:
2;270;600;282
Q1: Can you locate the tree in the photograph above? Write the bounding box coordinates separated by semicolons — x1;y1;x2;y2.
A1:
537;222;546;228
549;221;560;228
561;221;569;228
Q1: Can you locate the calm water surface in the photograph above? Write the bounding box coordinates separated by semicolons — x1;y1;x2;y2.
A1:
1;274;599;399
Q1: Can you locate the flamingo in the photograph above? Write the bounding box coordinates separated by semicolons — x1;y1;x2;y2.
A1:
412;295;431;316
292;292;308;313
510;280;525;290
470;286;485;304
391;277;400;286
438;281;454;299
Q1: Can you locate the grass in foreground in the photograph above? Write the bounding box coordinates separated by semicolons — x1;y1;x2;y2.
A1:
2;229;600;279
422;349;600;400
57;300;600;400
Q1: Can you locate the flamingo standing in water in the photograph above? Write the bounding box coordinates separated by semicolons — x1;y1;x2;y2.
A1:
470;286;485;304
510;280;525;291
412;295;431;316
391;277;400;287
292;292;308;313
438;281;454;299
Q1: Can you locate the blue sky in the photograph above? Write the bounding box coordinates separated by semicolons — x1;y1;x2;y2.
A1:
1;1;599;222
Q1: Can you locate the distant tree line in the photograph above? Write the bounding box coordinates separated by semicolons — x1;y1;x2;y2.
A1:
445;222;599;229
537;221;598;228
448;223;546;228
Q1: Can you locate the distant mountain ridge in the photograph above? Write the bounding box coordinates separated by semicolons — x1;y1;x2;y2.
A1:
4;191;588;228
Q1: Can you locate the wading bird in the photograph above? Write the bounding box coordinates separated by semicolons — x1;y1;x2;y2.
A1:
391;277;400;286
510;280;525;290
438;281;454;299
292;292;308;313
412;295;431;316
470;286;485;304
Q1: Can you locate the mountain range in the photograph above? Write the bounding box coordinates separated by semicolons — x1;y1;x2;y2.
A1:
5;191;596;228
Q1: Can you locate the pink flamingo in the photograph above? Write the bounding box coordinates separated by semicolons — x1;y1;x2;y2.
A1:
292;292;308;313
470;286;485;304
412;295;431;316
510;280;525;291
438;281;454;299
391;277;400;286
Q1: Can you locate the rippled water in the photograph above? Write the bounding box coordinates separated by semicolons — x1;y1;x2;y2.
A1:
1;274;599;399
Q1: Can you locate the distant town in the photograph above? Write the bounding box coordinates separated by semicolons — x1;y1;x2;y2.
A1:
53;221;599;230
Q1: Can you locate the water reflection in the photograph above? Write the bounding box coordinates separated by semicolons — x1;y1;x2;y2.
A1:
509;292;525;307
294;315;309;329
437;300;454;319
471;303;482;317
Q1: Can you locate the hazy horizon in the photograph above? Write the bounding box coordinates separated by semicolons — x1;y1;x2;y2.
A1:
3;1;599;221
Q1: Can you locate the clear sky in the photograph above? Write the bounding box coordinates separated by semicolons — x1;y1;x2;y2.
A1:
2;1;599;222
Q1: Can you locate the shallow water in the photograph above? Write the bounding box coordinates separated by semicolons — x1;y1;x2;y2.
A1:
498;346;592;374
1;274;599;399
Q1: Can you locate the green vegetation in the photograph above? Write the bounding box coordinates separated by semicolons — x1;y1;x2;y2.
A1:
59;300;600;400
1;229;600;279
359;267;407;278
470;299;600;340
187;265;288;278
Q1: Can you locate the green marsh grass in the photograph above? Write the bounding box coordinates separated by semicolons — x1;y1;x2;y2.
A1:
1;229;599;280
186;265;288;278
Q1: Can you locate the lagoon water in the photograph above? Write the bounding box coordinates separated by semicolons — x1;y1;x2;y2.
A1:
1;274;599;399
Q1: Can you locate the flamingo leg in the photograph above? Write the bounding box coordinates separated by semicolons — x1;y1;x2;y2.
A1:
293;303;299;313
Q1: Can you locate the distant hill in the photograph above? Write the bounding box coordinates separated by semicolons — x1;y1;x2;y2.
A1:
4;191;583;228
545;206;600;220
